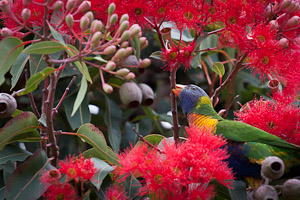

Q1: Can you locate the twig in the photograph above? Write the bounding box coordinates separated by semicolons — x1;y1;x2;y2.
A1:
223;95;239;119
132;127;164;154
212;53;247;106
25;68;41;118
170;67;180;146
52;76;76;118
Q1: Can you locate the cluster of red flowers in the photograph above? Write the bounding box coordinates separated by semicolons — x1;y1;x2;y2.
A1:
113;126;234;200
235;96;300;146
40;155;97;200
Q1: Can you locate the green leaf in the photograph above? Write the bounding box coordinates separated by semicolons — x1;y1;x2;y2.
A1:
66;45;92;83
137;134;165;147
142;107;163;134
124;176;141;199
7;130;41;144
4;149;53;200
0;146;32;164
77;124;120;165
83;147;120;166
18;67;55;96
90;158;114;190
0;112;39;150
132;35;140;61
10;53;29;90
48;24;66;46
212;62;225;77
228;180;248;200
149;51;163;60
23;41;65;54
0;37;24;86
71;76;88;116
4;160;15;184
64;91;91;130
104;96;122;153
29;51;61;76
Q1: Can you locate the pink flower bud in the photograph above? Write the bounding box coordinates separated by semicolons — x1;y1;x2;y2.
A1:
125;47;133;56
285;16;300;29
113;48;126;60
21;8;31;22
124;72;135;80
120;14;129;24
129;24;141;37
51;1;63;10
269;20;278;31
23;0;32;7
77;1;91;13
80;16;90;31
84;11;94;22
90;31;102;48
139;58;151;68
102;83;113;94
122;55;138;66
1;27;12;37
277;38;289;48
90;20;103;34
118;21;129;34
65;14;74;29
280;0;292;10
139;37;147;47
121;30;130;42
109;13;118;26
107;3;116;15
105;61;116;71
0;0;12;15
120;41;129;48
103;45;116;55
116;68;130;76
66;0;75;11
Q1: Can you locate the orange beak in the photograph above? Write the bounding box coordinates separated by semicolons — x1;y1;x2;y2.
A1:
172;84;185;97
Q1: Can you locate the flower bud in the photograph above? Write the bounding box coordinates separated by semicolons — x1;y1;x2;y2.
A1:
118;21;129;34
80;16;90;31
277;38;289;48
84;11;94;23
285;2;300;14
285;16;300;29
269;20;278;31
139;37;147;47
102;83;113;94
121;30;130;42
109;13;118;26
138;83;154;106
23;0;31;7
90;31;102;48
105;61;116;71
107;3;116;15
119;82;142;108
120;14;129;24
140;40;149;49
90;20;103;34
253;185;278;200
0;0;12;15
280;0;292;10
116;68;130;76
125;47;133;56
51;1;63;10
282;179;300;200
103;45;116;55
139;58;151;68
65;14;74;29
77;1;91;13
21;8;31;22
261;156;285;180
0;93;17;118
1;27;12;37
120;41;129;48
122;55;139;66
113;48;126;60
124;72;135;80
129;24;141;37
66;0;75;11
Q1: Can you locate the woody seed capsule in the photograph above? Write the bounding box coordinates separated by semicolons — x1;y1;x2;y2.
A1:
282;179;300;200
138;83;154;106
0;93;17;118
261;156;285;180
254;185;278;200
119;82;142;108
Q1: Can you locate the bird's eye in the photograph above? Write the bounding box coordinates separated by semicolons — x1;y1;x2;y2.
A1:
191;86;197;90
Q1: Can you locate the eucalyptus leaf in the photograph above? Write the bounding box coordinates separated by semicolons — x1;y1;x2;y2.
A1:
90;158;114;190
3;161;15;184
10;53;29;90
23;41;66;54
0;145;32;164
0;37;24;86
212;62;225;77
71;76;88;116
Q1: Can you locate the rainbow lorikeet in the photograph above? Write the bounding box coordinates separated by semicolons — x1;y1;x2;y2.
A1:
173;84;300;185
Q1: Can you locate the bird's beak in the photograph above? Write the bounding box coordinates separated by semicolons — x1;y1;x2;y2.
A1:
172;84;185;97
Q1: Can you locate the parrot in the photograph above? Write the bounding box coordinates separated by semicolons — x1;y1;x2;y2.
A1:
173;84;300;186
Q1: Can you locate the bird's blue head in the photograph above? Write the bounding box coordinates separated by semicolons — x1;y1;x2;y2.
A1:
173;84;211;114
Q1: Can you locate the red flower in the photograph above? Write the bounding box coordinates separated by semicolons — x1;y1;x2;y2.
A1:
40;169;61;185
104;185;129;200
43;183;78;200
235;97;300;146
59;155;97;183
114;126;234;199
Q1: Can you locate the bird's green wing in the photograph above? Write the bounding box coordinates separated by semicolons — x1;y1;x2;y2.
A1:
216;120;300;150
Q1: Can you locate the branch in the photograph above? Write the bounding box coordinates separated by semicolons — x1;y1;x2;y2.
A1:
170;68;180;146
25;68;41;118
132;128;164;154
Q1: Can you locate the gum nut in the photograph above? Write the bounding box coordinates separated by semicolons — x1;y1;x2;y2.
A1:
282;179;300;200
261;156;285;180
119;82;142;108
0;93;17;118
253;185;278;200
138;83;154;106
122;55;139;66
